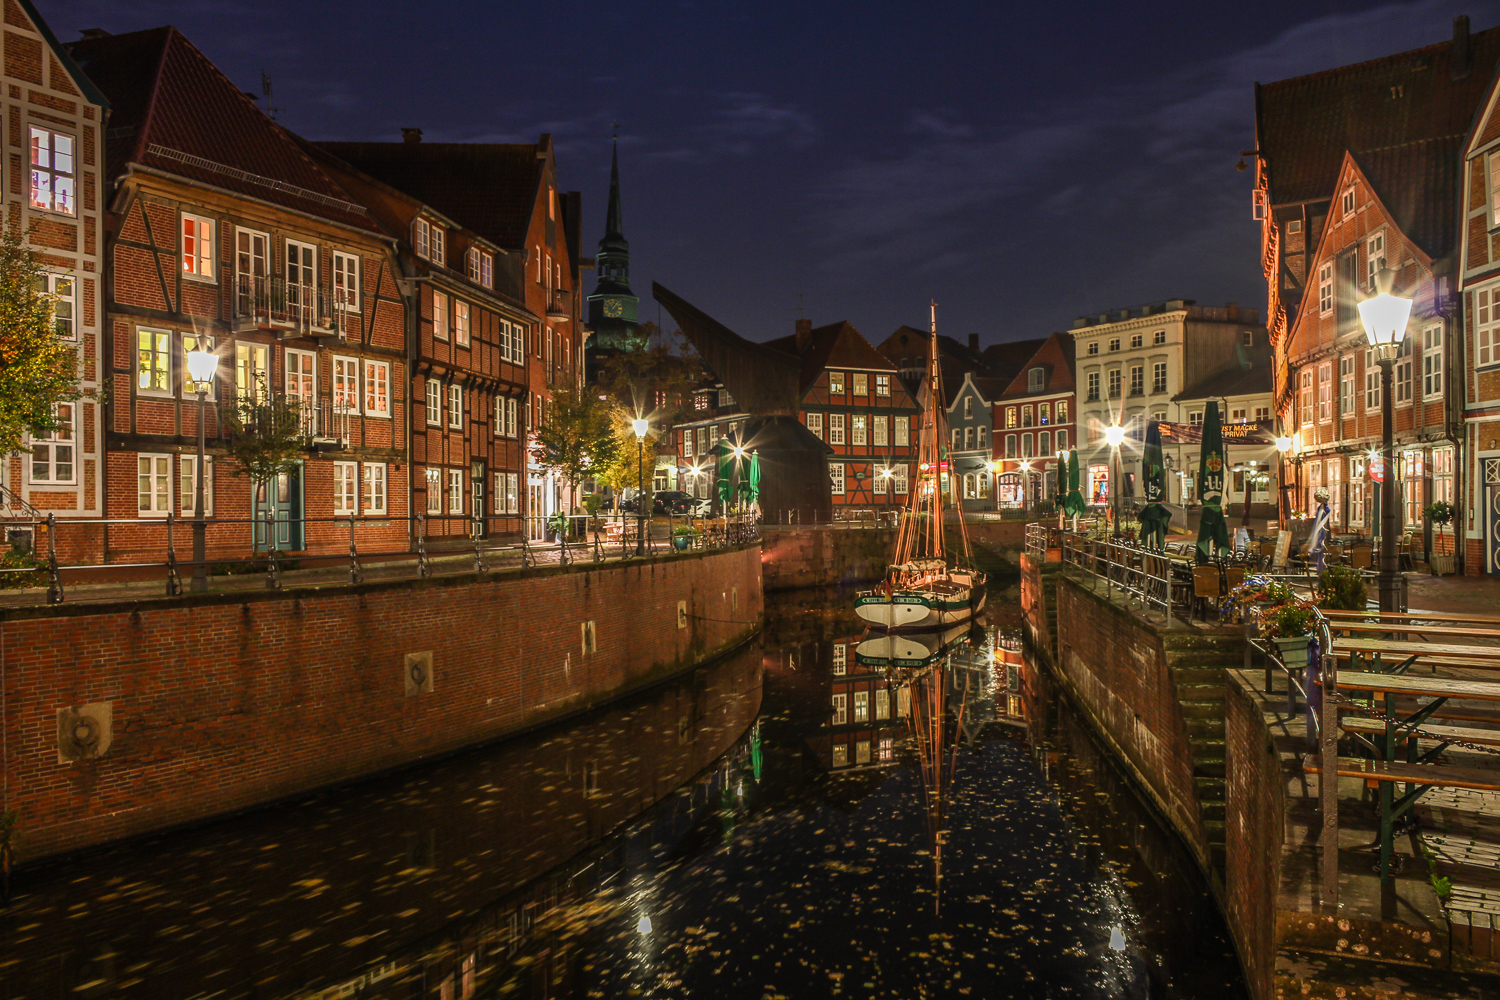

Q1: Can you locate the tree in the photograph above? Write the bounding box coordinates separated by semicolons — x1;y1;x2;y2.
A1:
0;226;79;458
220;379;307;515
535;379;623;506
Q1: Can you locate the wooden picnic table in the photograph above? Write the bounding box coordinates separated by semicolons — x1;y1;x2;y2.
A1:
1323;609;1500;627
1326;621;1500;641
1304;754;1500;792
1335;670;1500;700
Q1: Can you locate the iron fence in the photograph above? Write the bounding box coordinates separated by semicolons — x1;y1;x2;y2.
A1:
1055;529;1173;626
0;508;760;605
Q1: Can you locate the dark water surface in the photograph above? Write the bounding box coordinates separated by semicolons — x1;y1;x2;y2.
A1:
1;586;1245;1000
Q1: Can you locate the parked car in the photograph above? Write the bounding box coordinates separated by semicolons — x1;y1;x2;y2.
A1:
621;490;692;515
670;495;713;517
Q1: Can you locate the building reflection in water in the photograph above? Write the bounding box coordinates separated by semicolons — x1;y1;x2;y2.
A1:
0;592;1244;1000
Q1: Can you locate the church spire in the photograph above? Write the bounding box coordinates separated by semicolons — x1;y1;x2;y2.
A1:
605;139;625;242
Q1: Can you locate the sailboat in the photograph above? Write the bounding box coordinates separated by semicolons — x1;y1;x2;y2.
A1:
854;303;986;630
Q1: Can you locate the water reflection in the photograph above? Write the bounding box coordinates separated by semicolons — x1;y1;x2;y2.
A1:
0;588;1244;1000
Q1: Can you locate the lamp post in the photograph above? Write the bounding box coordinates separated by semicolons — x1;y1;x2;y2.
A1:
185;343;220;591
1275;433;1292;527
880;466;894;509
1358;268;1413;613
632;418;649;556
1104;424;1125;538
1019;460;1031;517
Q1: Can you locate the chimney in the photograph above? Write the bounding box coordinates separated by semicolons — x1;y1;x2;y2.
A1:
401;128;423;144
1453;15;1472;80
1226;301;1239;320
79;28;111;40
968;333;979;352
795;318;812;351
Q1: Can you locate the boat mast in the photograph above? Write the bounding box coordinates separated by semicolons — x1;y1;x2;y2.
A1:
928;302;944;563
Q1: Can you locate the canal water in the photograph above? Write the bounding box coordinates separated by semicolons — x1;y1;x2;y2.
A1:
1;584;1246;1000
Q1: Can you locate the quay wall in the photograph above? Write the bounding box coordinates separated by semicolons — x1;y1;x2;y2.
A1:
1046;572;1213;869
1224;672;1284;1000
760;526;895;591
0;544;763;862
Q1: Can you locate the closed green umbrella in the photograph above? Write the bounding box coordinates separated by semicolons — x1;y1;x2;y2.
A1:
738;449;761;505
1195;402;1231;564
716;438;734;505
1138;420;1171;549
1063;449;1086;519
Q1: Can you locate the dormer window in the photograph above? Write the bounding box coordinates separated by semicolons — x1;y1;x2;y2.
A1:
415;218;444;264
468;247;481;281
1027;367;1044;393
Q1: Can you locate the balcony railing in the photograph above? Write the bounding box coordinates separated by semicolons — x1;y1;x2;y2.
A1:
233;274;356;339
219;391;356;445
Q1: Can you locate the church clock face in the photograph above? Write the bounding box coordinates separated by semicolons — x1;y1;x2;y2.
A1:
603;298;623;318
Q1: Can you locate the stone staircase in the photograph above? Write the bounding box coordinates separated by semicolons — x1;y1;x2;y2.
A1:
1162;634;1244;874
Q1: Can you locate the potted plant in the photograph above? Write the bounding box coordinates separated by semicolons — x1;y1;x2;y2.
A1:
1219;575;1294;624
1423;500;1455;575
672;524;699;551
1262;602;1316;665
1314;564;1368;611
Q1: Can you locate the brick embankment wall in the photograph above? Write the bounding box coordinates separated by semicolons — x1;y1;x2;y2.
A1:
1052;580;1212;869
1019;552;1060;666
1224;673;1284;1000
760;526;895;591
0;543;763;861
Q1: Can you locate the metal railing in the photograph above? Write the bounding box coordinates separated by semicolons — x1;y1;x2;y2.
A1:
217;392;356;444
233;273;356;338
0;509;761;605
771;508;902;528
1055;528;1173;626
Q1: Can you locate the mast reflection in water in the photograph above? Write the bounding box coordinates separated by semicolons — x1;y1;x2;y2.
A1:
0;590;1245;1000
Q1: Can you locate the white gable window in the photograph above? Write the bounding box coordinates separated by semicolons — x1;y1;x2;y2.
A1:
138;454;171;516
39;273;76;340
29;403;74;484
1422;325;1443;399
364;360;390;416
448;384;463;428
805;412;823;440
895;416;910;446
1489;151;1500;229
828;413;845;445
1027;367;1044;392
829;463;845;495
432;290;449;340
1341;185;1356;218
467;247;481;282
853;373;868;396
851;414;867;445
480;251;493;288
29;126;76;215
1318;262;1333;315
1478;285;1500;368
363;463;387;515
333;461;358;514
426;379;441;425
333;251;360;311
1366;231;1385;289
415;218;430;259
873;415;888;446
333;356;360;413
454;300;471;347
182;212;214;279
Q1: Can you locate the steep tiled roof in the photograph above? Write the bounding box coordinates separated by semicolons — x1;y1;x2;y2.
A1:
1257;24;1500;206
68;27;375;232
316;142;542;250
763;321;896;394
1353;135;1463;261
1173;360;1274;403
998;332;1076;399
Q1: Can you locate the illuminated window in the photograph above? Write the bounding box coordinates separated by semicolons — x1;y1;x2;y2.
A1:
182;213;214;278
29;126;75;215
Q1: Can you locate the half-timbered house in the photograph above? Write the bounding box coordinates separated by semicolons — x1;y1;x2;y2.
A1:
0;2;108;562
70;27;409;564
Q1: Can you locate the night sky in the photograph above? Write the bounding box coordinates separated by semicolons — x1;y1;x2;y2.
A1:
45;0;1498;348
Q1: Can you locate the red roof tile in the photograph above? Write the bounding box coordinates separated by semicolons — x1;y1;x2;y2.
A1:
317;142;543;251
763;320;897;394
1352;135;1463;261
1256;24;1500;207
69;27;375;232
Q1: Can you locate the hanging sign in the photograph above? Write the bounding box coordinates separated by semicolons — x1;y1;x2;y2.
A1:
1369;454;1385;484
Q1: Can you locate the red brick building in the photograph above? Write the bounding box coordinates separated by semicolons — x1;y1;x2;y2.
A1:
70;27;409;564
993;332;1076;506
325;137;582;542
0;1;108;560
309;141;534;546
1459;66;1500;573
766;319;920;511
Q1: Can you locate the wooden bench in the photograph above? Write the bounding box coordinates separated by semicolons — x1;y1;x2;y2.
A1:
1324;609;1500;628
1303;754;1500;880
1327;622;1500;641
1332;638;1500;676
1339;716;1500;761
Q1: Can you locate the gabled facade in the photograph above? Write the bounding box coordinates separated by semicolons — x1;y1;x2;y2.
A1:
1458;68;1500;573
672;379;748;499
946;374;1000;510
1281;149;1457;537
1254;17;1500;411
0;2;108;560
993;332;1076;509
70;27;409;564
321;136;582;541
763;319;921;510
309;144;534;547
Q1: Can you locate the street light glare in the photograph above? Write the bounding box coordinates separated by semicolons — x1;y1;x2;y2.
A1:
185;345;219;387
1104;425;1125;448
631;418;649;439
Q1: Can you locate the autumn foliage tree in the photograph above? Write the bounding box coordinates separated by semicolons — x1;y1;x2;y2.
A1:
535;379;623;513
0;227;79;459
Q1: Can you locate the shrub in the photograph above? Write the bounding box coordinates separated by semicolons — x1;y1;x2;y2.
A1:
673;524;700;537
1423;500;1454;529
1315;564;1368;611
1263;602;1315;638
0;547;42;589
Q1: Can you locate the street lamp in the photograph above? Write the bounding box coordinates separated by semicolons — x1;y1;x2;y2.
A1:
1019;460;1031;517
1274;434;1292;527
1104;424;1125;538
632;418;649;556
185;342;220;591
1359;268;1413;613
880;466;894;509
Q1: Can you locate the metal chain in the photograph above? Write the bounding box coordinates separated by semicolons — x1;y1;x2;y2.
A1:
1331;692;1500;757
